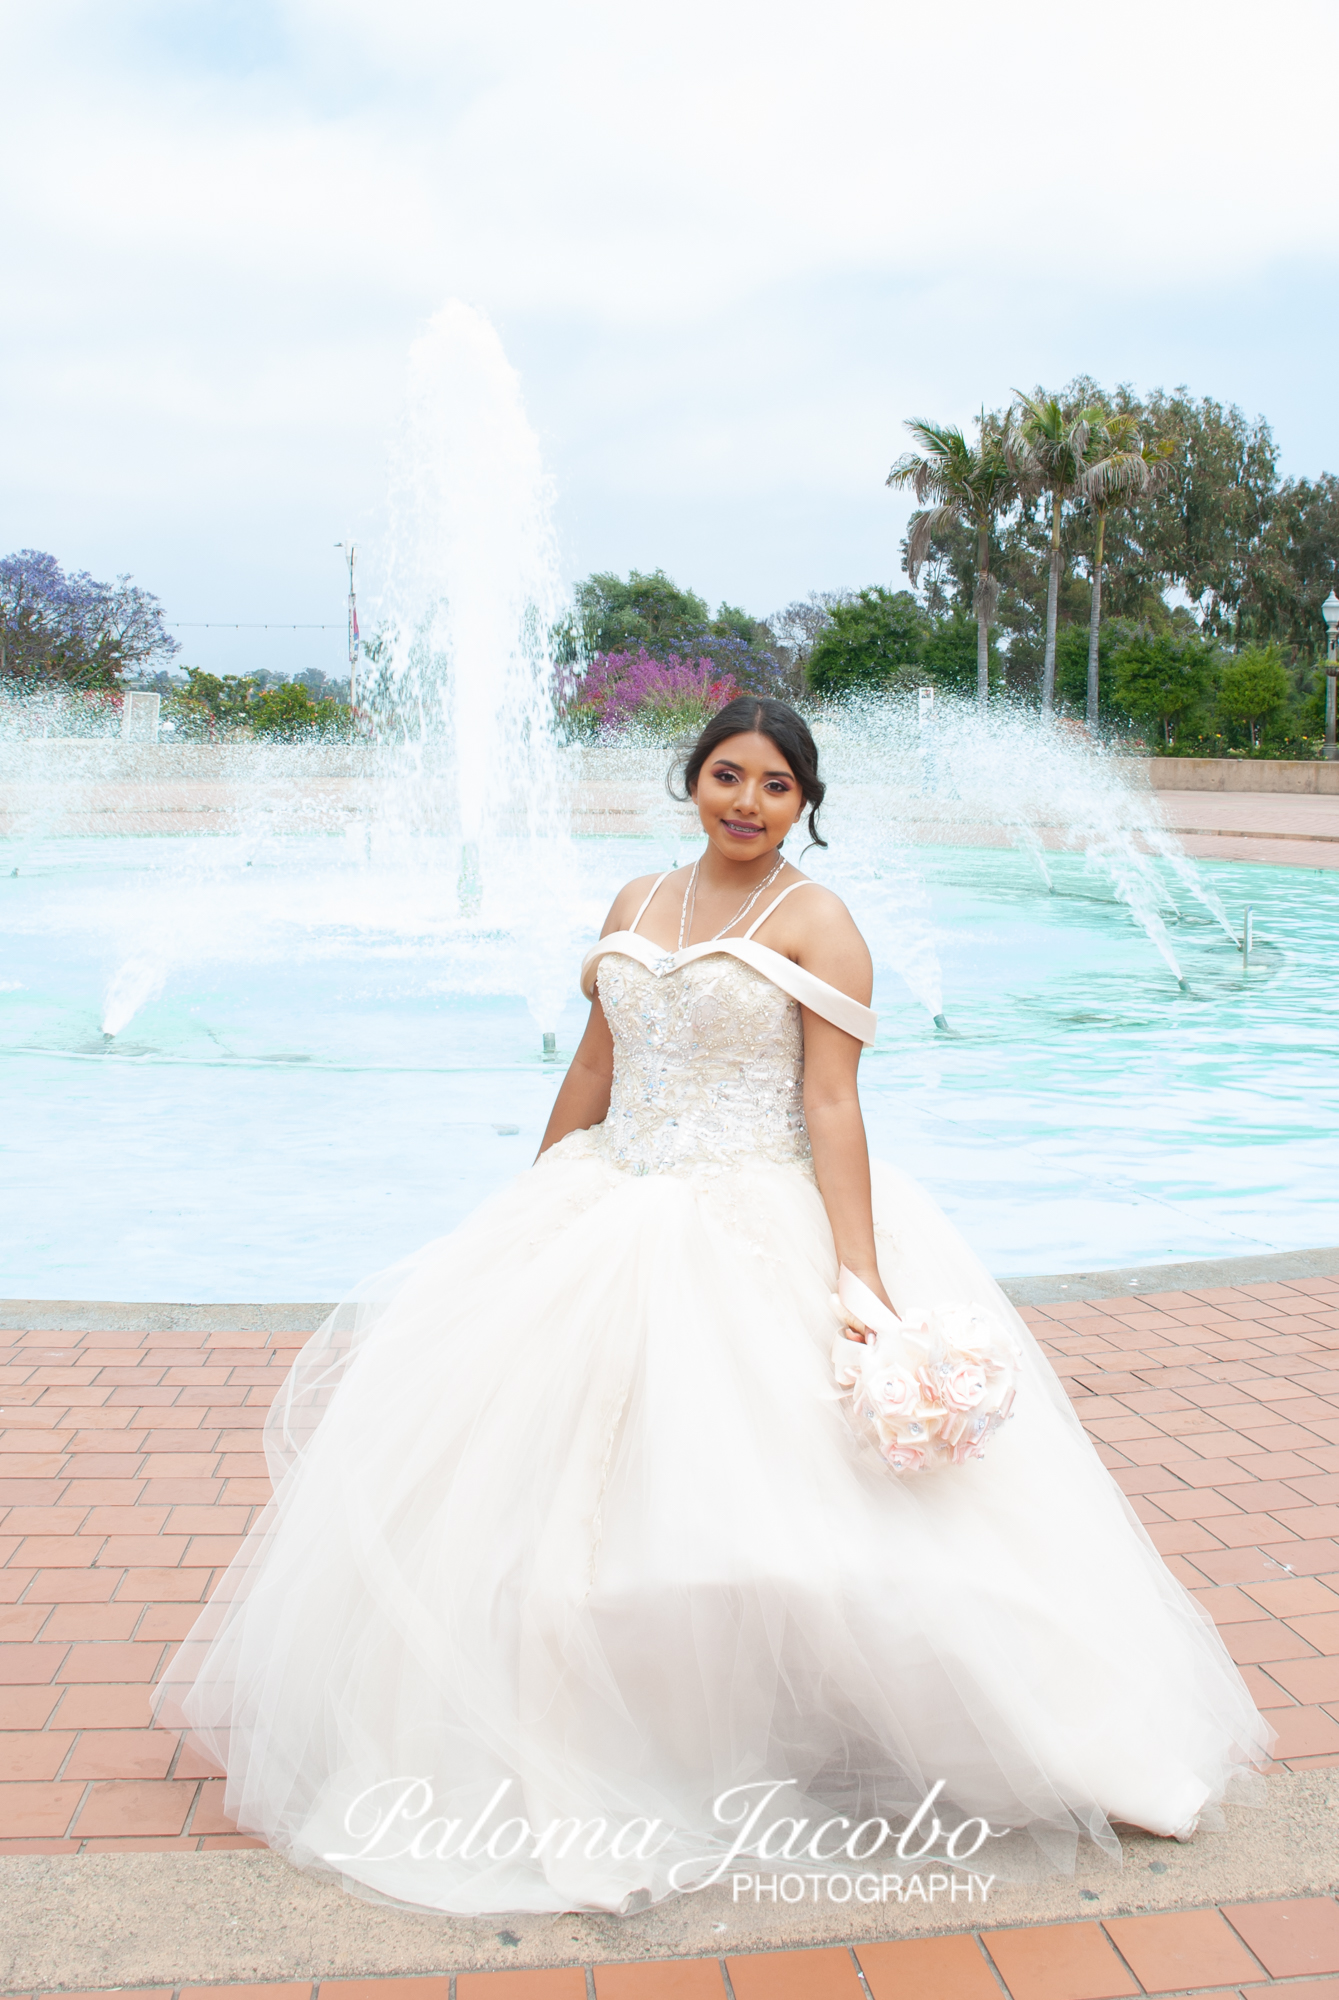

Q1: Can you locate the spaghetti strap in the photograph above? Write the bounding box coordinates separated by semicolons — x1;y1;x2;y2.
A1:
627;871;673;937
741;877;818;941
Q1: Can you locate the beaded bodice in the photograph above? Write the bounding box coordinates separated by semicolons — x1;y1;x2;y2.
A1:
595;952;811;1177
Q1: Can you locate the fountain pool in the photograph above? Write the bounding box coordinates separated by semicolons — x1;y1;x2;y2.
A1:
2;829;1333;1301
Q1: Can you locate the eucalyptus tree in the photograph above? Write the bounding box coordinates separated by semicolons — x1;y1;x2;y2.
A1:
1078;415;1174;726
886;418;1017;704
1011;392;1105;712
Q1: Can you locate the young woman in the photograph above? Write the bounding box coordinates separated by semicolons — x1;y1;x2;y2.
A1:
158;697;1268;1915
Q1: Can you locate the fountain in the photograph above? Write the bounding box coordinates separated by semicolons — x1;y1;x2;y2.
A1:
1;304;1335;1302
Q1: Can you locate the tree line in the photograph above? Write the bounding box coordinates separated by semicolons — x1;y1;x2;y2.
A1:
564;381;1337;754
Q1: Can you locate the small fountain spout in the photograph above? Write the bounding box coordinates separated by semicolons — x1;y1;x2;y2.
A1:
542;1030;557;1057
933;1013;950;1032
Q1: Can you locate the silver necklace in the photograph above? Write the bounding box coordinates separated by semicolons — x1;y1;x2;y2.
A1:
678;853;786;951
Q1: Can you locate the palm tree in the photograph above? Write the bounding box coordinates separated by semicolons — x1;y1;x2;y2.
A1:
1078;416;1174;728
886;418;1017;705
1011;391;1105;712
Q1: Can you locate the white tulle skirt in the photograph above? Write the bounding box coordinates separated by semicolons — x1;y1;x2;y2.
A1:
156;1133;1270;1914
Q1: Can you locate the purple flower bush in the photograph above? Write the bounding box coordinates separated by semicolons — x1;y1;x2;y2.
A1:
569;649;741;736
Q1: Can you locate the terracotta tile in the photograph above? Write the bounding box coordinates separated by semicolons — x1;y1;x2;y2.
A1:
140;1429;213;1452
96;1536;190;1566
455;1977;590;1998
1222;1895;1339;1976
1263;1544;1339;1576
172;1737;226;1778
1174;1458;1259;1488
188;1777;239;1833
70;1776;196;1837
981;1920;1139;2000
1162;1554;1211;1588
57;1455;143;1478
0;1480;70;1507
180;1984;310;2000
135;1604;199;1642
1289;1612;1339;1654
139;1454;218;1479
0;1729;75;1779
593;1960;726;1997
0;1683;63;1727
64;1728;177;1780
1236;1663;1299;1707
724;1951;864;1999
0;1642;67;1684
1224;1618;1321;1665
118;1566;214;1602
1264;1657;1339;1703
1192;1585;1263;1624
1291;1475;1339;1504
1145;1522;1225;1556
323;1983;452;2000
25;1568;120;1602
81;1506;171;1535
0;1780;85;1834
857;1933;1000;1998
1243;1577;1339;1617
55;1640;164;1683
198;1833;269;1848
1261;1706;1339;1758
1120;1436;1208;1466
53;1684;152;1727
1185;1548;1293;1586
216;1454;269;1477
0;1604;51;1641
1285;1752;1339;1770
42;1603;142;1640
140;1479;224;1504
12;1534;102;1568
184;1536;245;1565
1111;1465;1188;1496
1103;1906;1261;1989
1153;1487;1244;1522
1273;1507;1339;1541
1206;1511;1302;1549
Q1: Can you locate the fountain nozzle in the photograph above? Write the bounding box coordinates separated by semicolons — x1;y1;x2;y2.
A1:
933;1013;950;1032
542;1031;557;1057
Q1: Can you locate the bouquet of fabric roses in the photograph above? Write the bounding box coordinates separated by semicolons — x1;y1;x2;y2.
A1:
830;1266;1022;1474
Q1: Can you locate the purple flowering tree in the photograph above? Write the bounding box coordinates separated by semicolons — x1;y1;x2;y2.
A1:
570;650;741;735
0;549;179;687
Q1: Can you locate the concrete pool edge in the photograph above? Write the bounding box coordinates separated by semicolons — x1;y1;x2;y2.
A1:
0;1771;1336;1986
4;1243;1338;1331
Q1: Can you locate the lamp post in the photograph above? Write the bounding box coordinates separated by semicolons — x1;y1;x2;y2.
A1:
1322;590;1339;762
335;541;359;708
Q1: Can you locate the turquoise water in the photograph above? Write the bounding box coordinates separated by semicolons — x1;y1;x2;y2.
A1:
1;835;1334;1299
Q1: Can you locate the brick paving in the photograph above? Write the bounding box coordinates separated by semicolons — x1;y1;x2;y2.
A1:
1;1270;1337;1993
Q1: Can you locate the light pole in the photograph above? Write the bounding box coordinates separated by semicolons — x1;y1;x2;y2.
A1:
335;541;360;708
1322;589;1339;762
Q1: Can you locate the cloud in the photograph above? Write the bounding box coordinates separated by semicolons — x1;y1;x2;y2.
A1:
2;0;1337;645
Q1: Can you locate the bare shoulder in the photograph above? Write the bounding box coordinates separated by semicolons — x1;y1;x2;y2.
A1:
601;868;680;939
757;875;872;1001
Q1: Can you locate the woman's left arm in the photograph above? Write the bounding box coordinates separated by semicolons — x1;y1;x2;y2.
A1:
792;898;896;1325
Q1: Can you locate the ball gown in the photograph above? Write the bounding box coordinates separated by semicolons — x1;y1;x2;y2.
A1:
156;878;1270;1915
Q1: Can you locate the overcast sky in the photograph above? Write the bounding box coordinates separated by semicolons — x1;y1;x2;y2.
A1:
3;0;1338;680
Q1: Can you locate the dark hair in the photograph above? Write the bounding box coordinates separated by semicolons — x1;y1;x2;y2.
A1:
671;696;827;850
